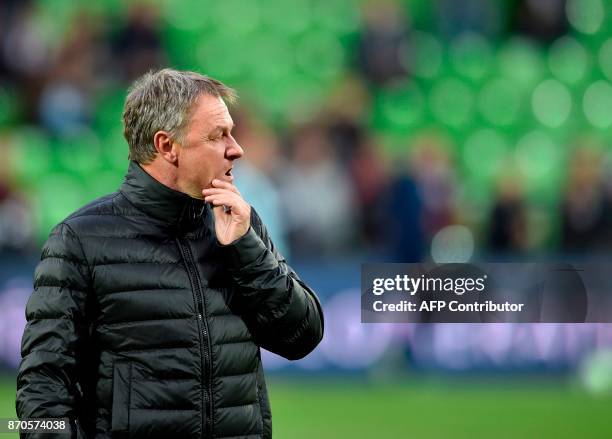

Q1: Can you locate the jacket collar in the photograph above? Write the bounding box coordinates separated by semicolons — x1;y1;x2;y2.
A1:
120;161;207;229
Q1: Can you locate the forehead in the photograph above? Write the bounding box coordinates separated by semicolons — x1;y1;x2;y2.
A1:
187;94;233;130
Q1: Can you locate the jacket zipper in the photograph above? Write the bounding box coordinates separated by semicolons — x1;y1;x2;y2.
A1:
177;238;213;439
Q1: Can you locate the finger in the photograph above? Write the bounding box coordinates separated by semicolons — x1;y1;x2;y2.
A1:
205;195;250;217
211;204;232;215
201;188;238;197
211;179;241;195
204;194;238;207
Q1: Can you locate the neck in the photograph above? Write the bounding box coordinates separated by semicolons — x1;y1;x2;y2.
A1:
141;160;180;192
120;161;207;229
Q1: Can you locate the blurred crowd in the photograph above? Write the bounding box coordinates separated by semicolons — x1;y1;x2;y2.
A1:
1;0;612;261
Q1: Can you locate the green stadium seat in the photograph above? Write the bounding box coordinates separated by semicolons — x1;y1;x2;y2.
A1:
409;32;443;79
463;129;509;182
93;88;126;134
162;0;212;31
311;0;360;34
213;0;262;35
9;127;52;187
294;28;346;81
598;38;612;81
583;80;612;129
374;82;425;134
0;85;19;127
31;173;86;240
514;130;564;200
498;38;546;88
477;78;522;126
566;0;605;35
548;36;589;84
531;79;573;128
86;169;124;201
102;127;130;173
450;32;493;82
53;131;103;179
429;77;475;128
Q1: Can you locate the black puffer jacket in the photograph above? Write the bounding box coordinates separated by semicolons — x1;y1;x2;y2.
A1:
16;161;324;438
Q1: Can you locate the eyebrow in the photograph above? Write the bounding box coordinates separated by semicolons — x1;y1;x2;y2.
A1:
210;123;234;134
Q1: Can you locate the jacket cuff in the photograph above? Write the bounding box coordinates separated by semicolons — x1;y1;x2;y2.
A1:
217;226;273;269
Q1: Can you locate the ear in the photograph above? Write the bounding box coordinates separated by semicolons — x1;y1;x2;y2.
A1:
153;130;179;164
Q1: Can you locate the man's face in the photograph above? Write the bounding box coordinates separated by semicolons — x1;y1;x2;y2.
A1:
175;94;243;198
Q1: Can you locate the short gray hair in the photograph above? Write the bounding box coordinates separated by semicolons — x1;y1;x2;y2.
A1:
123;68;237;164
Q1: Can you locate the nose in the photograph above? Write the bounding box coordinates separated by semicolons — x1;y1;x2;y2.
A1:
226;135;244;160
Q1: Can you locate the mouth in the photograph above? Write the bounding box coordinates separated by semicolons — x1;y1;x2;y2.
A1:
222;168;234;182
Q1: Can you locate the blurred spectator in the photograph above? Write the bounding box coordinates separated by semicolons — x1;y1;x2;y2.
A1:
1;2;51;81
1;0;611;264
278;120;357;258
357;0;411;86
409;133;457;242
512;0;567;42
383;164;424;262
560;146;610;252
111;3;166;81
232;109;289;257
488;176;528;252
37;10;109;136
1;2;53;122
0;134;34;251
0;0;30;79
436;0;503;38
325;73;371;125
340;125;390;249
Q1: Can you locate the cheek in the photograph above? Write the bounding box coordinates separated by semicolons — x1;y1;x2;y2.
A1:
193;152;217;181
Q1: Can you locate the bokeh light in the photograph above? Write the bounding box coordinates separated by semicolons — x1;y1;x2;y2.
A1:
463;129;509;180
450;32;493;81
431;225;475;263
583;80;612;128
499;38;545;88
377;82;424;131
9;128;52;185
312;0;360;34
581;350;612;395
260;0;310;35
531;79;572;128
429;78;475;127
566;0;604;35
548;36;589;84
294;29;345;81
163;0;210;31
515;130;560;181
407;31;443;79
477;78;522;126
598;38;612;81
215;0;262;35
33;173;85;239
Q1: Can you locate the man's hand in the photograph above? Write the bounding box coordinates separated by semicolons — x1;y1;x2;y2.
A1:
202;179;251;245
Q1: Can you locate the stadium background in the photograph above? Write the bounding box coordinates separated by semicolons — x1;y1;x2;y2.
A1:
1;0;612;437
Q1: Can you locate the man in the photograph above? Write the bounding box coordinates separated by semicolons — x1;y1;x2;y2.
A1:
16;69;324;438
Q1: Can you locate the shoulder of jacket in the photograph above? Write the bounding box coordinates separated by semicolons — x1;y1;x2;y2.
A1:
47;191;123;238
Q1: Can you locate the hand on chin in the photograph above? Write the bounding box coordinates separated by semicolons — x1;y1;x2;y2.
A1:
202;179;250;245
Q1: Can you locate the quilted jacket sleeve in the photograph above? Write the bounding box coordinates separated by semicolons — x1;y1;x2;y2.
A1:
16;222;91;438
220;211;324;360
